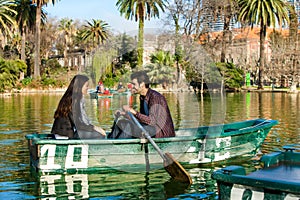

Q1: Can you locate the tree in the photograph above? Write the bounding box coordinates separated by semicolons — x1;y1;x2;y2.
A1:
0;58;27;92
238;0;290;89
144;50;175;88
165;0;185;85
58;18;75;67
216;62;244;90
116;0;168;68
31;0;59;79
80;19;109;49
78;19;110;82
14;0;38;62
288;5;298;91
165;0;204;38
114;32;137;70
165;0;212;86
0;0;17;45
213;0;239;62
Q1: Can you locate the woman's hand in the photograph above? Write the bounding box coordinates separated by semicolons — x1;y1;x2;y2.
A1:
94;126;106;137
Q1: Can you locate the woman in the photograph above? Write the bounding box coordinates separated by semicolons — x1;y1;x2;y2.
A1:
51;74;106;139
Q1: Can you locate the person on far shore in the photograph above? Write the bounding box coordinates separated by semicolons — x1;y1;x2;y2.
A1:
51;74;106;139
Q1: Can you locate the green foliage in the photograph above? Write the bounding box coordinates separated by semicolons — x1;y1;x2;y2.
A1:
215;62;244;89
114;33;137;70
0;58;68;90
0;58;27;92
41;75;56;86
116;0;167;68
175;44;183;62
103;73;119;88
3;44;19;59
21;77;32;86
119;50;138;69
144;50;175;86
238;0;290;28
0;0;17;38
46;59;62;71
91;47;118;86
80;19;110;47
185;61;243;90
22;74;67;89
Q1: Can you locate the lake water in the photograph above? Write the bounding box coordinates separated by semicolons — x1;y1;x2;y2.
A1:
0;91;299;199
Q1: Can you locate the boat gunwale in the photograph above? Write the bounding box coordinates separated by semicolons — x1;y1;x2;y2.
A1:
25;119;278;145
25;134;198;145
214;119;277;135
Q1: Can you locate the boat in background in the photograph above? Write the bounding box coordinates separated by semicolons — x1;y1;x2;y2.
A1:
212;144;300;200
88;89;113;99
25;118;278;175
89;89;129;99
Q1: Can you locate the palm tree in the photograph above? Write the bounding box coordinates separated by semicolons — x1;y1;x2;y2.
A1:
77;19;110;79
80;19;109;49
58;18;75;67
14;0;37;62
116;0;168;68
0;0;17;46
31;0;59;79
238;0;290;89
144;50;175;88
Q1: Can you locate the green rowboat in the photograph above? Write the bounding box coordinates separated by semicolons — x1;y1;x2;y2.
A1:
212;144;300;200
25;118;278;174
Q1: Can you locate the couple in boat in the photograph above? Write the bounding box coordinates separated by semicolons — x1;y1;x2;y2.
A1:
51;71;175;140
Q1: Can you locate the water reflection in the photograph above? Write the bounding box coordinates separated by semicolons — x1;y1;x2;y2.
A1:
0;92;299;199
36;169;215;199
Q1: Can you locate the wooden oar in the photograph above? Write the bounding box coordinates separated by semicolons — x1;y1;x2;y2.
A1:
128;112;192;184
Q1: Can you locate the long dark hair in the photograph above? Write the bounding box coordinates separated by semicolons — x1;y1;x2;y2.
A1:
54;75;89;118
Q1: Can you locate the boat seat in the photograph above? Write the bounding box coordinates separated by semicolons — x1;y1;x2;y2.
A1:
248;164;300;184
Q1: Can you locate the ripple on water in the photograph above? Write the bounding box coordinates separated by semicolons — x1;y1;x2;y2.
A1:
0;130;22;135
0;191;35;200
0;139;19;145
43;124;52;128
0;181;36;200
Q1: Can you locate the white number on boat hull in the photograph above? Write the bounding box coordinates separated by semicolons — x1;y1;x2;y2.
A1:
65;145;88;169
40;145;61;170
189;136;232;164
40;144;89;170
231;184;299;200
214;136;231;161
231;184;264;200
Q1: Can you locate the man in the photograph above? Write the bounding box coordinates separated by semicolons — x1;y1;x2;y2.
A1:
121;71;175;138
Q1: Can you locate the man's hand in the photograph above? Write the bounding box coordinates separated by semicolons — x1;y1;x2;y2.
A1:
114;109;125;117
122;105;137;115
